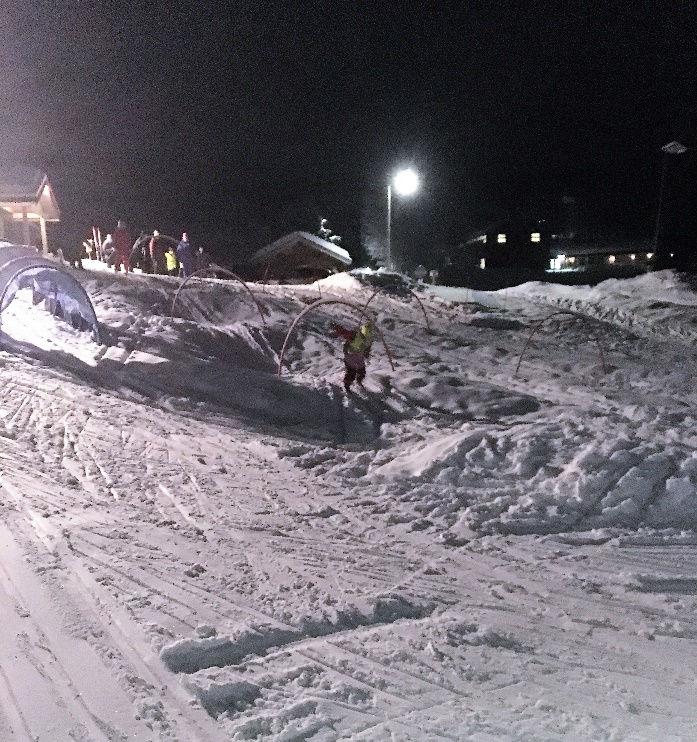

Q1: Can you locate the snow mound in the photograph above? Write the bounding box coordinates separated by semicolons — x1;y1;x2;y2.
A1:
4;261;697;739
369;424;697;536
160;593;431;674
312;272;365;292
505;269;697;308
392;374;539;417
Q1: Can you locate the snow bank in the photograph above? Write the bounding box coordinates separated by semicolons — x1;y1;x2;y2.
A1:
505;270;697;308
312;272;365;293
500;269;697;342
4;258;697;740
366;422;697;536
161;593;431;674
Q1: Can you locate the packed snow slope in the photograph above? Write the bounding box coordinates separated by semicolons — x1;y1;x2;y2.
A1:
1;266;697;740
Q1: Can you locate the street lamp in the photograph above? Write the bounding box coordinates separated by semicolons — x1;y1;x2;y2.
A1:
387;168;419;270
653;140;687;257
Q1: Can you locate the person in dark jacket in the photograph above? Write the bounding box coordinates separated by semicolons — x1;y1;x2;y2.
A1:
176;232;194;277
113;220;131;273
130;231;149;272
101;233;114;264
149;230;165;274
194;246;211;272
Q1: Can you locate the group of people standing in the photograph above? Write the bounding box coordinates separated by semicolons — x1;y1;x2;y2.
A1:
91;221;208;277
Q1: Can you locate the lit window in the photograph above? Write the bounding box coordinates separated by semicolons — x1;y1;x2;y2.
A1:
630;254;636;261
608;255;616;264
530;232;541;242
646;252;654;259
551;254;566;271
479;258;486;269
497;233;506;243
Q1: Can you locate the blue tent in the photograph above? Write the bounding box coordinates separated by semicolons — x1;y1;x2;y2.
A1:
0;244;100;343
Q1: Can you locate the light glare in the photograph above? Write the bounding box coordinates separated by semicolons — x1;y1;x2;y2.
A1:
392;169;419;196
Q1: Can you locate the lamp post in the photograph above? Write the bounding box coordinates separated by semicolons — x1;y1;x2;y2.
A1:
653;140;687;258
386;168;419;271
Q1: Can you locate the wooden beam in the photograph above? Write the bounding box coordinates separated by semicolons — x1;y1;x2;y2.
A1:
22;212;30;247
40;217;48;255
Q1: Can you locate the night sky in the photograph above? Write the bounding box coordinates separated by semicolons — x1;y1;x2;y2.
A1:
2;2;696;265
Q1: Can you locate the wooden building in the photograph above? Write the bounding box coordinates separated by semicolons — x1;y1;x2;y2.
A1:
444;218;550;289
0;165;61;254
250;231;352;283
444;216;658;288
546;237;657;281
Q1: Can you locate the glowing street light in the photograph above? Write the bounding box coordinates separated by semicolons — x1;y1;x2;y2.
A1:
387;168;419;270
393;168;419;197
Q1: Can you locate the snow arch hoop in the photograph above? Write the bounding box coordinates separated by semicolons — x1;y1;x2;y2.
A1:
170;265;266;325
364;286;431;332
277;298;395;377
515;310;607;377
132;233;179;254
0;252;101;343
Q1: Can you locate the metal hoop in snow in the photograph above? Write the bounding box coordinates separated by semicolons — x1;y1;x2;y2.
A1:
364;286;431;332
277;298;395;376
132;233;180;256
515;310;607;377
0;256;101;344
170;264;266;325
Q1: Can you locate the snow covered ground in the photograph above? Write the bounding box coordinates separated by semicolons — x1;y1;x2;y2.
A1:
1;265;697;740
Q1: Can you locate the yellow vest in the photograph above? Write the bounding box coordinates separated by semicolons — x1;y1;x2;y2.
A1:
348;333;372;354
165;251;177;270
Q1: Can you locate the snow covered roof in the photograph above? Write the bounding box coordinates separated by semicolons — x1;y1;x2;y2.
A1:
0;164;47;201
250;231;352;267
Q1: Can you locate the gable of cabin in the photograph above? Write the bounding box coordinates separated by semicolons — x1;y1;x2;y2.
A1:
0;166;61;253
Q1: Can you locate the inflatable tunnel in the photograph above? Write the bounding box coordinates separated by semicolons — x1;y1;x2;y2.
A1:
0;244;101;343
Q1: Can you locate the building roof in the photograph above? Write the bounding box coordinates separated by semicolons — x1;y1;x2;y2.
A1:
549;239;654;257
250;231;352;266
0;165;47;201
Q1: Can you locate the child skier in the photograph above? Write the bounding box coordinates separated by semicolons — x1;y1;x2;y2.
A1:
330;321;374;392
165;246;178;276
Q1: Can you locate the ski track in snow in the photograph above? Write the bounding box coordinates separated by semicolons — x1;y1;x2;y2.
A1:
0;267;696;739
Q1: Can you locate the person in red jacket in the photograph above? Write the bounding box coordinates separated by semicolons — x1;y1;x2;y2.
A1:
330;321;374;391
113;219;132;273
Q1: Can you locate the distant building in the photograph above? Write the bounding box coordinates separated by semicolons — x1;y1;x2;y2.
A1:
547;236;657;277
0;165;61;254
444;216;550;289
249;231;352;283
443;195;659;287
